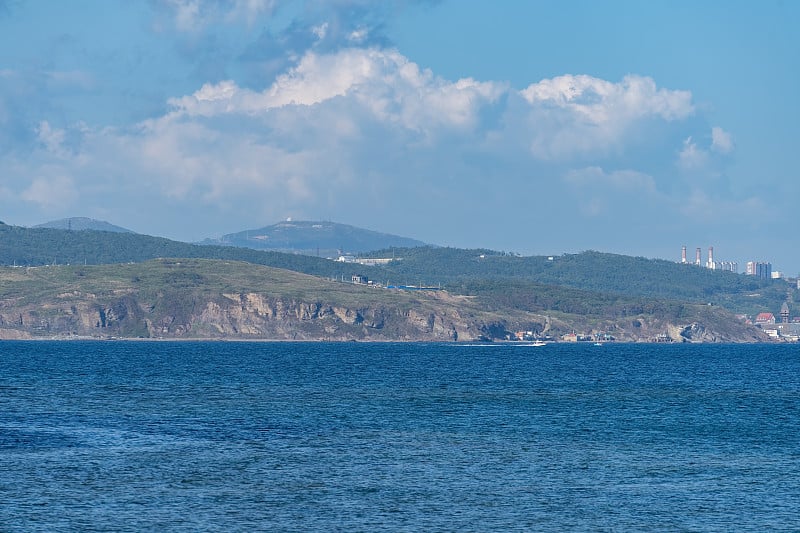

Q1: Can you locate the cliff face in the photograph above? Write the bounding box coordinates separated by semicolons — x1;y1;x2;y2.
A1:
0;289;768;343
611;316;767;343
188;292;479;341
0;290;512;341
0;260;769;343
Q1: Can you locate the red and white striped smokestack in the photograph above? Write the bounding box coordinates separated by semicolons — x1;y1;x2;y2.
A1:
695;247;701;265
681;246;687;263
707;246;714;269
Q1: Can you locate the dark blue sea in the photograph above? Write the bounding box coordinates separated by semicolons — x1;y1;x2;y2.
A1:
1;341;799;532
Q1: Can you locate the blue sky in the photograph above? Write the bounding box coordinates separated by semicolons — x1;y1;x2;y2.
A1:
1;0;798;273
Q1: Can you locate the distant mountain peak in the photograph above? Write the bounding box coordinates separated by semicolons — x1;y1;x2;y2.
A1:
203;220;427;255
34;217;135;234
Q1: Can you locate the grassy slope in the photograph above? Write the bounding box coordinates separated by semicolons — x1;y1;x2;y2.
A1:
1;259;405;307
0;259;521;326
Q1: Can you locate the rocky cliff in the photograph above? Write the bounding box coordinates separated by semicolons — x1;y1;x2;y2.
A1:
0;290;532;342
0;260;536;341
0;259;768;342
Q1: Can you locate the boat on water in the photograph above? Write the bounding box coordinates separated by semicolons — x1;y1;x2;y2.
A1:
528;340;547;347
593;342;603;346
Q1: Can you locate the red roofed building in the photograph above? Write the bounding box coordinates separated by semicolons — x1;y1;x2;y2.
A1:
755;312;776;325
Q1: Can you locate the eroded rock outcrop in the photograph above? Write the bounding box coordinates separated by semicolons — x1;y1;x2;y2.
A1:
0;291;509;341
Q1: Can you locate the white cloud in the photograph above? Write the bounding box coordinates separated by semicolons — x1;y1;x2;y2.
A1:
36;121;66;154
168;48;505;135
678;136;709;170
711;126;734;153
312;22;328;40
677;126;733;172
347;27;368;43
168;53;695;159
164;0;202;32
157;0;275;32
520;74;694;160
521;74;692;122
135;117;322;202
226;0;276;25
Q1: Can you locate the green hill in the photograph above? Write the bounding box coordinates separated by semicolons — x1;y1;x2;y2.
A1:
202;220;426;255
365;247;795;317
0;223;385;280
34;217;135;233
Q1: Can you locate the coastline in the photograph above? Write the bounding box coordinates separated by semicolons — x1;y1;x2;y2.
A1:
1;334;784;344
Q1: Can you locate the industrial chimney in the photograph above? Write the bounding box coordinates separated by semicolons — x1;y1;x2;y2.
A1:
707;246;715;269
695;247;701;266
681;246;687;264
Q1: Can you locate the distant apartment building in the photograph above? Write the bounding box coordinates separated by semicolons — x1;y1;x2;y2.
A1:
716;261;738;273
745;261;772;280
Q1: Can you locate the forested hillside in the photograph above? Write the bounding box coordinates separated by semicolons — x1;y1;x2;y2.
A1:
0;224;384;280
366;247;794;316
0;223;792;319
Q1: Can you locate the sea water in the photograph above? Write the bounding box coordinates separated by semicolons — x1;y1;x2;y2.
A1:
1;341;798;531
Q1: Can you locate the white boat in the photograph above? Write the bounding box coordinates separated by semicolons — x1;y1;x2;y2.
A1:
529;340;547;347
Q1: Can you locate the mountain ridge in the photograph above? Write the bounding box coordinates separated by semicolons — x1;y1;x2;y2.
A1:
201;220;427;255
34;217;135;234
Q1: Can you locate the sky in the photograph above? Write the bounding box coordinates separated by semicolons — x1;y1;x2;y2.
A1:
1;0;799;272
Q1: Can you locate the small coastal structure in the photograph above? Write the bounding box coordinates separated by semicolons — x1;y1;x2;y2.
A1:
780;302;790;323
755;312;776;325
